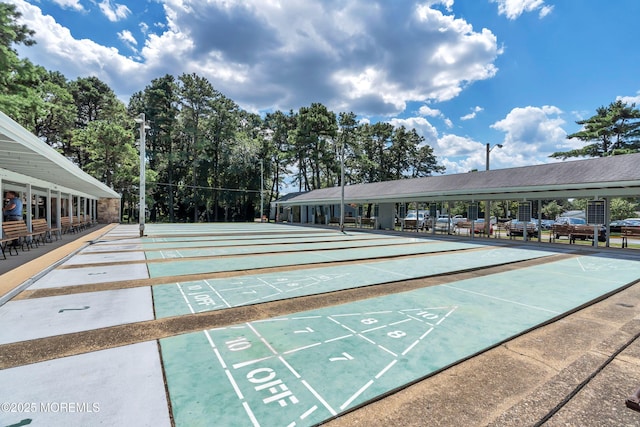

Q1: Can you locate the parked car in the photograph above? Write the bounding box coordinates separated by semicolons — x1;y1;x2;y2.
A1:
505;220;539;238
554;217;606;242
434;217;454;232
473;218;494;235
610;219;640;232
451;215;466;225
403;212;427;230
531;218;554;230
609;219;629;233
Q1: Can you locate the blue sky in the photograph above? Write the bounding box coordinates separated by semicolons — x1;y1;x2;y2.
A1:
7;0;640;175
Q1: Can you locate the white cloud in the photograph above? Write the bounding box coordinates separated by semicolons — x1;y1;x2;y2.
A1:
10;0;502;115
50;0;85;11
617;90;640;106
10;0;146;96
389;117;439;145
490;105;567;163
418;105;453;128
118;30;137;49
491;0;554;20
460;105;483;121
419;106;442;117
436;134;485;173
118;30;136;44
98;0;131;22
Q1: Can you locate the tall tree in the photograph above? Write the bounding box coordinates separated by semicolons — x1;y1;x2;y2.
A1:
69;76;124;166
0;3;43;128
263;110;296;205
71;120;137;189
203;93;239;221
178;73;215;222
293;103;337;190
551;100;640;159
34;70;77;152
130;74;180;222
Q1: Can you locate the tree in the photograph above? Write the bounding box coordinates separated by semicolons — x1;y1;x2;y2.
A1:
130;74;180;222
292;103;337;191
0;3;43;128
178;73;216;222
263;110;296;204
69;76;125;166
609;198;638;220
551;100;640;159
542;200;564;220
71;120;137;189
34;71;77;152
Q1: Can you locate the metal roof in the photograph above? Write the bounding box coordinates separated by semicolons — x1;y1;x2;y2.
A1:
0;111;121;199
278;154;640;205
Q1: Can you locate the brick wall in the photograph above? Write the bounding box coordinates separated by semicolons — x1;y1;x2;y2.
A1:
97;198;121;223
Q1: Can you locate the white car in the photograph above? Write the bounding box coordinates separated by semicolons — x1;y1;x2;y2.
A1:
434;217;454;232
403;212;427;230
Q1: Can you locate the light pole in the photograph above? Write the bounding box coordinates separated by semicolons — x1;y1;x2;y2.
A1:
485;143;503;235
260;159;264;222
135;113;148;237
340;141;345;233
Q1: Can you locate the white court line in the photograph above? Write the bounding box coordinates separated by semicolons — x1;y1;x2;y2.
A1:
389;318;412;326
405;313;434;326
324;334;353;343
233;356;274;370
302;380;337;416
437;307;458;325
204;279;231;308
203;330;246;401
442;285;561;314
257;276;283;293
375;360;397;379
284;342;322;355
377;345;397;357
340;379;374;410
402;340;420;356
242;401;260;427
331;311;392;317
419;327;435;340
279;356;301;379
247;323;279;354
176;283;196;314
361;325;387;333
300;405;318;420
361;263;412;278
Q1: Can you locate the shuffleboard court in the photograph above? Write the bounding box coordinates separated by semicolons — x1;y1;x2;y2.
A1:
80;230;387;253
139;231;384;248
146;240;484;278
160;254;640;427
153;246;557;318
144;236;446;259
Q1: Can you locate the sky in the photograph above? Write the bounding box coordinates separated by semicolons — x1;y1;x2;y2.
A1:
6;0;640;176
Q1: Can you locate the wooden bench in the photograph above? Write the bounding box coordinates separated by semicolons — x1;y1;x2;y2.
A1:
61;216;77;234
621;226;640;248
360;218;375;228
31;218;59;244
403;219;419;231
568;226;607;244
1;221;37;259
